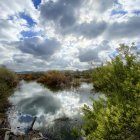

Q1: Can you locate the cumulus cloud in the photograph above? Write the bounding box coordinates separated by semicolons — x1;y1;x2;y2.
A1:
15;37;60;59
0;0;40;41
0;19;25;41
118;0;140;13
39;0;108;38
13;54;31;64
74;20;107;38
40;0;81;27
79;48;100;62
93;0;115;12
105;16;140;39
4;54;49;72
79;40;111;62
0;0;38;20
0;0;140;71
0;41;20;64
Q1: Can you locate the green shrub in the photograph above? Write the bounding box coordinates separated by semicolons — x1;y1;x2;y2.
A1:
0;67;18;113
0;67;18;88
82;44;140;140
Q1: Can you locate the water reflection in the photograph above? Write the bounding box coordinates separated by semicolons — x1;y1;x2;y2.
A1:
8;80;100;139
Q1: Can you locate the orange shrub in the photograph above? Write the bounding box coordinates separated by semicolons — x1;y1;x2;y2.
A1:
38;71;71;88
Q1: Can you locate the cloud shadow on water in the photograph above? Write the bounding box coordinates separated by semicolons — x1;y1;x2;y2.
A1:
17;94;62;116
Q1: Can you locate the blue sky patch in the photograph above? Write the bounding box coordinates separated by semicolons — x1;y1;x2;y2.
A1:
111;9;127;16
32;0;41;9
20;12;36;27
18;114;33;123
109;50;119;59
21;31;39;38
132;10;140;15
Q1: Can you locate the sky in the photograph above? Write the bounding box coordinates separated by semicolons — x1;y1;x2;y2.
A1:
0;0;140;72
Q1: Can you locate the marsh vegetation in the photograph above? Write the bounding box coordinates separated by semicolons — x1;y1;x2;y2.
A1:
0;67;18;114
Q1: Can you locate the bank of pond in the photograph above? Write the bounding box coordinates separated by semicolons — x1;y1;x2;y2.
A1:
0;67;96;139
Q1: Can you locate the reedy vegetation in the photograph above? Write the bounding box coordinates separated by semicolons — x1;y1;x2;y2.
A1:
82;44;140;140
0;67;18;114
38;70;72;91
18;70;92;91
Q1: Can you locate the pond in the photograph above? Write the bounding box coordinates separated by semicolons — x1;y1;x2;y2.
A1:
7;80;101;139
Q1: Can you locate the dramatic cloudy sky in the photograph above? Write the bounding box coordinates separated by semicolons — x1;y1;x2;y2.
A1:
0;0;140;71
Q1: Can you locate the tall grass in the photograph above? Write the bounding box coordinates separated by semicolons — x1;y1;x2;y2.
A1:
0;67;18;113
38;71;71;91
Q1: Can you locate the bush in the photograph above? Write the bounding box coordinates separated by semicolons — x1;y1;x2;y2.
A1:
0;67;18;113
0;67;18;88
38;70;71;91
82;44;140;140
72;79;81;88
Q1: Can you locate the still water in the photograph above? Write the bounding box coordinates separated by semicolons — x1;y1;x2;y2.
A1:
7;80;101;139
